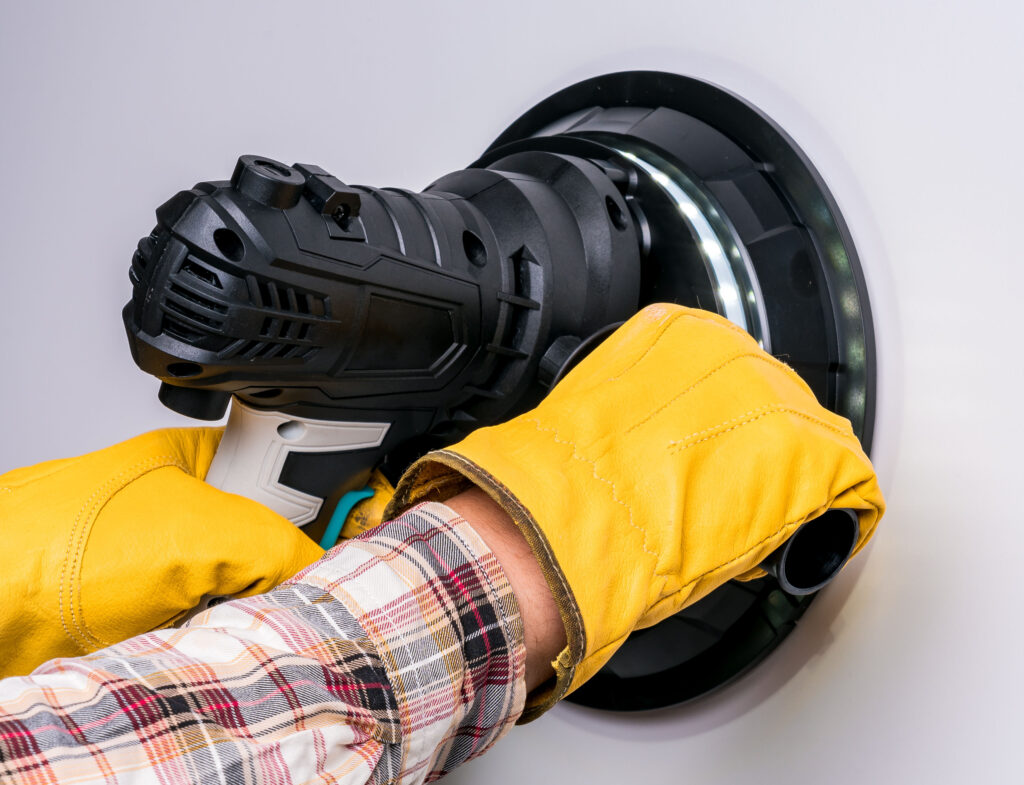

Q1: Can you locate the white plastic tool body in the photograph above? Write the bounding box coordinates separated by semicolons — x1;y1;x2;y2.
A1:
205;399;390;526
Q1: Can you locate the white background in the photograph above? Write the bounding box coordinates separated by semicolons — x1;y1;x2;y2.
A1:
1;1;1021;782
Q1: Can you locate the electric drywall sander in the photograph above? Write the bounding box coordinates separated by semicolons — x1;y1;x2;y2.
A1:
123;72;877;709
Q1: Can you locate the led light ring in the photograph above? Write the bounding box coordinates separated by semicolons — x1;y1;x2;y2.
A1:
613;144;771;352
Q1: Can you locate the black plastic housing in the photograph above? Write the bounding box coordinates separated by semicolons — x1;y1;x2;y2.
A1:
125;153;642;496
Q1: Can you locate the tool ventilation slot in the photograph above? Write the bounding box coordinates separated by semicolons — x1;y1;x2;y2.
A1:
156;255;231;351
216;274;326;362
180;260;222;288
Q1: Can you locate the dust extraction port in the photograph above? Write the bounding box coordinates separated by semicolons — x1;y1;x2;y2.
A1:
761;509;860;596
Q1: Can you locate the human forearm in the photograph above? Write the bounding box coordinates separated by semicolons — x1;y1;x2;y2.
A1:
446;487;566;693
0;502;527;784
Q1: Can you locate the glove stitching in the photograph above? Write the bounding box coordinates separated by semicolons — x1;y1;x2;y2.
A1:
525;406;852;591
59;456;189;652
605;309;686;382
64;456;188;650
525;418;659;561
606;310;751;382
626;352;792;434
662;406;856;595
77;458;194;649
667;405;853;452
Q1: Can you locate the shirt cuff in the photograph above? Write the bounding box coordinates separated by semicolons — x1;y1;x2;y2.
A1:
289;501;528;782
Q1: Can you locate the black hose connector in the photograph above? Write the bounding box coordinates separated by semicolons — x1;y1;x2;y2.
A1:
760;509;860;595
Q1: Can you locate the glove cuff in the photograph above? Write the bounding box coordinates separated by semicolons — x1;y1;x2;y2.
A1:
385;450;585;721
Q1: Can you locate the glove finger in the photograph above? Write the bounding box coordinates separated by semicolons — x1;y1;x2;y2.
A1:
340;470;396;540
76;466;323;649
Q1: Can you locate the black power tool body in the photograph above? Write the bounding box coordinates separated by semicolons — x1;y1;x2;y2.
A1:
125;150;642;528
124;72;875;711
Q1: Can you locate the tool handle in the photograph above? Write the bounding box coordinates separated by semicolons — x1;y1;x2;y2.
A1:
205;398;390;526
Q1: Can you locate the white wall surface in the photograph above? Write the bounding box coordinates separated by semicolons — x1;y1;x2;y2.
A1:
1;1;1021;782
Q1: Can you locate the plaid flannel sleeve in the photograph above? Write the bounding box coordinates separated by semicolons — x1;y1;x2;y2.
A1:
0;502;527;784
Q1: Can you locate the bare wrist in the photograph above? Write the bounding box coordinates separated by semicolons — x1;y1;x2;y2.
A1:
444;487;566;693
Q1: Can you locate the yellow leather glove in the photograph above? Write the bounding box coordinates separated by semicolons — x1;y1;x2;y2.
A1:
386;304;885;718
0;428;324;678
340;469;396;539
